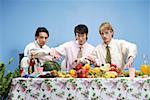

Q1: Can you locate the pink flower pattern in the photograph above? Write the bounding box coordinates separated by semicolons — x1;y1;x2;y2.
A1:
8;77;150;100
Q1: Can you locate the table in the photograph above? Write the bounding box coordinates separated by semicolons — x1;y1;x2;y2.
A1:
8;77;150;100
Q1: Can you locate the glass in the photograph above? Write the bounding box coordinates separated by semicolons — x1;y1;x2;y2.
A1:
142;54;149;64
37;67;43;73
129;67;135;79
20;67;28;76
140;54;150;75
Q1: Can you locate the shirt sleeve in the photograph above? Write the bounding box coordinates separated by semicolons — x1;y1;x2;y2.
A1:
120;40;137;59
24;43;31;57
55;42;69;56
91;46;103;66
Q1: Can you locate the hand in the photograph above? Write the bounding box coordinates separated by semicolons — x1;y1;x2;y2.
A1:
72;59;80;68
49;48;62;59
30;51;37;58
123;56;134;69
85;55;97;65
53;53;62;60
30;49;47;58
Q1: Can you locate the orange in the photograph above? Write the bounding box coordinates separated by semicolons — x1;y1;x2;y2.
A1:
140;64;150;75
69;69;76;76
82;66;87;70
84;64;90;70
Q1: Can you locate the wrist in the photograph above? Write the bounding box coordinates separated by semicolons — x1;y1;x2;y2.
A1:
128;56;134;62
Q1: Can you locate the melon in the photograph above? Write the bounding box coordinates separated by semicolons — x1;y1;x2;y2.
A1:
42;61;61;71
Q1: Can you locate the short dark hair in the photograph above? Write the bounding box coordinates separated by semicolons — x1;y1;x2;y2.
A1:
35;27;49;37
74;24;88;36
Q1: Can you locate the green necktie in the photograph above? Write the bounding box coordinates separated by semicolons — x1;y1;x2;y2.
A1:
106;45;111;64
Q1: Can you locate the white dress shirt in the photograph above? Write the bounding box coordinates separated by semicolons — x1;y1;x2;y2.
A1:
23;41;51;65
93;39;137;68
55;40;95;71
24;41;50;57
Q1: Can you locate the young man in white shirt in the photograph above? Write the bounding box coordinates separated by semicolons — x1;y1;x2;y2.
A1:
55;24;95;71
90;22;137;70
21;27;52;72
24;27;50;57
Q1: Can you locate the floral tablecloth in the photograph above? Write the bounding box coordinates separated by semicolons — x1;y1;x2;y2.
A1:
8;77;150;100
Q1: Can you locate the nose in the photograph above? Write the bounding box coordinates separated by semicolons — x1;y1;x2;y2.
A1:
42;38;45;41
78;36;82;40
103;34;107;37
42;38;47;43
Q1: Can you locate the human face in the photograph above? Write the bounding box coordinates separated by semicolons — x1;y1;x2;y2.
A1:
36;32;48;47
76;33;87;45
100;30;113;45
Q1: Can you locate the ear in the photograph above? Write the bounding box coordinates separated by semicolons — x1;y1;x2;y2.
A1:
35;36;38;40
75;36;77;40
86;37;88;40
111;32;114;37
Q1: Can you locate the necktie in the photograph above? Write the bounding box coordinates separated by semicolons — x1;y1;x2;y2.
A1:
77;46;83;58
106;45;111;64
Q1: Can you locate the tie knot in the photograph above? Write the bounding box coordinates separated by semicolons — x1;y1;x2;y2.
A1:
79;45;83;50
106;45;109;48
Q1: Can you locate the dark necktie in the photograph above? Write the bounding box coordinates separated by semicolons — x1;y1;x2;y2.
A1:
77;46;83;58
106;45;111;64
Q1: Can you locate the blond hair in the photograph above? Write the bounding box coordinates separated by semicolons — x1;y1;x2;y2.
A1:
99;22;114;33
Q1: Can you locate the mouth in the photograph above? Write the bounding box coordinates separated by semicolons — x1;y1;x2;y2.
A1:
103;37;107;41
41;42;45;45
79;41;85;45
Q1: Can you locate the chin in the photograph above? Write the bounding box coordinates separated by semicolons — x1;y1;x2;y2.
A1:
79;42;85;45
40;44;45;46
104;41;108;44
104;39;108;43
78;40;86;45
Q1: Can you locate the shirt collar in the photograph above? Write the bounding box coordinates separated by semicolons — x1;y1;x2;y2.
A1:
103;38;114;48
75;40;87;48
35;40;45;48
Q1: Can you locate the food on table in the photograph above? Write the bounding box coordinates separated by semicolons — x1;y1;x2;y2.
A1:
140;64;150;75
103;71;118;78
42;61;61;71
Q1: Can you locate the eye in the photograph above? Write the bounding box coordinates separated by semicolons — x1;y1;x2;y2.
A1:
100;32;104;35
105;32;109;34
100;31;109;35
45;37;48;39
39;36;48;39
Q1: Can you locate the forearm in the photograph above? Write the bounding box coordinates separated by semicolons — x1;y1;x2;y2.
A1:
124;56;134;69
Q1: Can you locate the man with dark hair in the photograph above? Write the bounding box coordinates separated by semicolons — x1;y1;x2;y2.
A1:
54;24;95;71
35;27;49;37
20;27;51;75
24;27;50;56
